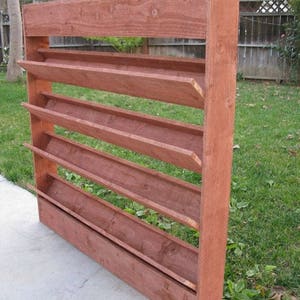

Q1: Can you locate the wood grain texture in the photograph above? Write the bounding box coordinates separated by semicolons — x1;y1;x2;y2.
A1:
38;198;197;300
22;100;203;172
21;0;240;297
41;92;202;171
18;59;205;109
42;92;203;135
25;133;201;229
197;0;239;299
23;0;206;39
30;174;198;289
38;48;206;74
22;37;56;192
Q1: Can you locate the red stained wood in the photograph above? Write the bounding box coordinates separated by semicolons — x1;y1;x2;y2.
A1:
43;93;203;171
25;133;201;229
21;0;239;298
23;37;57;192
38;198;197;299
42;92;203;136
18;59;205;109
38;48;206;74
24;92;202;172
23;0;206;39
29;174;198;289
197;0;239;299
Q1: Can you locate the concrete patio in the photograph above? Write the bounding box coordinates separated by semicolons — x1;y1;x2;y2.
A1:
0;176;146;300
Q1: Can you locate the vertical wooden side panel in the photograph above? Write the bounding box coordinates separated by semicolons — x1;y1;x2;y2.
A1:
24;36;56;192
197;0;239;299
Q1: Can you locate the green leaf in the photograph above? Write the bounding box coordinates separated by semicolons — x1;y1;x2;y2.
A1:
264;265;277;273
158;222;172;230
124;207;135;215
236;293;251;300
227;280;234;294
234;247;243;257
243;289;260;297
237;201;249;209
246;269;257;277
136;210;145;217
235;280;246;293
266;180;275;187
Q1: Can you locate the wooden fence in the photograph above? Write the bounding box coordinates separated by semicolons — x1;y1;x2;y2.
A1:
0;2;295;80
0;11;9;64
147;14;295;80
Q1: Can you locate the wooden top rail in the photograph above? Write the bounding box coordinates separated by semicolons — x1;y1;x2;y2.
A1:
23;0;207;39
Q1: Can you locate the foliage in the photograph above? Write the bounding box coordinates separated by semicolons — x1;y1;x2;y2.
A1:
0;46;9;71
0;76;299;297
290;0;300;16
20;0;34;4
224;279;261;300
237;72;245;81
278;0;300;83
89;37;144;53
225;199;277;299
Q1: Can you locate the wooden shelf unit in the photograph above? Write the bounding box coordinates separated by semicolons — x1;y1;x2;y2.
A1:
20;0;239;299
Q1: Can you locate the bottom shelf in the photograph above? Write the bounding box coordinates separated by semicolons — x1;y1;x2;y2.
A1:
38;197;197;300
32;174;198;290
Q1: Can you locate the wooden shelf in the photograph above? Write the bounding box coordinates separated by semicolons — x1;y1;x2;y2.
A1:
38;197;197;299
18;49;205;108
30;173;198;290
25;132;201;229
23;93;203;172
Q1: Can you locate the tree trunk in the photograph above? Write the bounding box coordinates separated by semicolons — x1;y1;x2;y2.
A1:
0;0;7;11
6;0;23;82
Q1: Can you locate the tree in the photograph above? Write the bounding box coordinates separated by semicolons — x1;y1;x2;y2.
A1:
0;0;7;11
6;0;23;82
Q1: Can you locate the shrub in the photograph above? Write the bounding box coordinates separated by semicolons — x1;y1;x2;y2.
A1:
278;0;300;84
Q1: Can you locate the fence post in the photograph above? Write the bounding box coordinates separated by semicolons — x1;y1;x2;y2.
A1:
197;0;239;298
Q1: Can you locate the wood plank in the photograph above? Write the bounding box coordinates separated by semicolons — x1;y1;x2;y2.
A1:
38;198;197;299
42;92;203;136
29;174;198;289
23;0;206;39
25;133;201;229
39;49;205;96
42;92;203;169
18;60;205;109
197;0;239;299
22;101;203;173
38;48;206;74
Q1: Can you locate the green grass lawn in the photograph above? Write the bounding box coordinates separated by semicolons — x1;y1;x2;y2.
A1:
0;73;299;299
